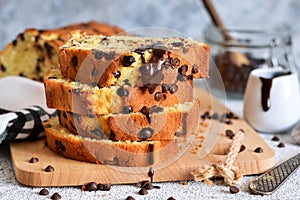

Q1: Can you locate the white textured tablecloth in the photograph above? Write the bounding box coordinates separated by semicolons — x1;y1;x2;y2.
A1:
0;100;299;200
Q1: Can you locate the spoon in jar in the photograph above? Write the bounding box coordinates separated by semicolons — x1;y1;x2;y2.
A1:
201;0;250;67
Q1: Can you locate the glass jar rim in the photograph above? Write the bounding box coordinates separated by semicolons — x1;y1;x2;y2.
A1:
204;24;292;49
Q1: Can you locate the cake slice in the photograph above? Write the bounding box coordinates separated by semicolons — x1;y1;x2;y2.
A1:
0;21;125;81
58;100;200;141
44;66;195;115
44;117;180;167
59;32;210;88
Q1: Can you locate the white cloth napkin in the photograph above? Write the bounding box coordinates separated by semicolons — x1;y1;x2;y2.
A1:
0;76;56;143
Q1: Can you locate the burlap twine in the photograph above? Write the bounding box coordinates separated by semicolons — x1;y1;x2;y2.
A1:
191;129;245;186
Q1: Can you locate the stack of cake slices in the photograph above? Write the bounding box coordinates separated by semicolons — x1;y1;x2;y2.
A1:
43;32;210;167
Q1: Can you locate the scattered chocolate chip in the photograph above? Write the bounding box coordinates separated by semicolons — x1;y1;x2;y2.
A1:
126;196;135;200
229;186;240;194
154;92;163;101
239;145;246;153
254;147;263;153
225;129;234;139
154;185;161;189
225;120;233;125
117;87;129;97
38;188;49;195
211;113;219;120
141;181;154;190
168;83;178;94
51;192;61;200
29;157;39;163
139;127;154;140
138;188;148;195
201;111;211;120
122;106;132;114
93;50;104;60
71;56;78;67
167;197;176;200
122;55;136;67
45;165;55;172
97;183;111;191
85;182;97;191
271;136;280;141
113;71;121;78
192;64;199;74
277;142;285;148
1;64;7;72
161;84;169;93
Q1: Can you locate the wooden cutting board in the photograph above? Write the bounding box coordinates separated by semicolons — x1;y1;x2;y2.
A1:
10;87;275;186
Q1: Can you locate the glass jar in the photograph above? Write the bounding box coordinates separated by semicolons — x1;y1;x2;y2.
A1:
204;24;298;99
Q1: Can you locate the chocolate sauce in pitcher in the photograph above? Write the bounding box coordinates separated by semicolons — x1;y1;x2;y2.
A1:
259;70;292;111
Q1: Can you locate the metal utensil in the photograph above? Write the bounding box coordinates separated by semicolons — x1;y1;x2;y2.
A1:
249;153;300;195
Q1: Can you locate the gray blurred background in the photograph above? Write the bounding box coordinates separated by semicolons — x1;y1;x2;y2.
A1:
0;0;299;63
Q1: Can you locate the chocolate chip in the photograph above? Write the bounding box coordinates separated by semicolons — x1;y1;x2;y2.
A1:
126;196;135;200
47;76;57;79
85;182;97;191
226;120;233;125
161;84;169;93
117;87;129;97
271;136;280;141
12;40;17;46
154;185;161;189
44;42;54;59
18;33;25;41
138;188;148;195
168;83;178;94
172;58;180;67
71;56;78;67
201;111;211;120
148;167;154;182
93;50;104;60
177;73;187;82
38;188;49;195
171;42;184;48
97;183;111;191
113;71;121;78
178;64;188;75
51;192;61;200
104;51;115;60
29;157;39;163
142;182;154;190
139;127;154;140
239;145;246;153
277;142;285;148
154;92;163;101
55;140;66;152
122;55;136;67
211;113;219;120
35;65;41;73
167;197;176;200
0;64;6;72
45;165;55;172
229;186;240;194
192;64;199;74
122;106;132;114
162;57;172;69
225;129;234;139
254;147;263;153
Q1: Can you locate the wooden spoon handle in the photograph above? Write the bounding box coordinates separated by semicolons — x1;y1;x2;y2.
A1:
202;0;233;40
